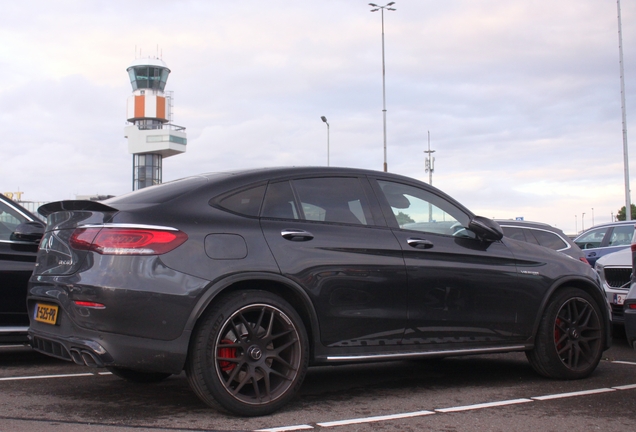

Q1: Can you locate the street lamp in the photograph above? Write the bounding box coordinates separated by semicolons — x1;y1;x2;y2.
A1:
369;2;396;172
582;212;586;231
321;116;330;166
617;0;631;221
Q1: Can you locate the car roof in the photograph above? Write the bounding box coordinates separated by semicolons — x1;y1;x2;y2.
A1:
574;220;636;239
104;166;476;217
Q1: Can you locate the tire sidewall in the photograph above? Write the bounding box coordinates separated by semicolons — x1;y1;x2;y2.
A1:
537;287;605;379
190;290;309;416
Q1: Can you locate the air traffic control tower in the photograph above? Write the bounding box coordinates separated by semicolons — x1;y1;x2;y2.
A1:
124;58;186;190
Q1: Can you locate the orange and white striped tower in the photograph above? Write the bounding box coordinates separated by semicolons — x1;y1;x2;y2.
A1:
124;58;187;190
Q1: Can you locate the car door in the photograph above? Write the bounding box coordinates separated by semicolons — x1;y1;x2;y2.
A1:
0;199;41;330
371;178;524;348
260;176;408;349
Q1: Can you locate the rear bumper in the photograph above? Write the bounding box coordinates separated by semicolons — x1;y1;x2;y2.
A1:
0;326;29;344
29;326;191;374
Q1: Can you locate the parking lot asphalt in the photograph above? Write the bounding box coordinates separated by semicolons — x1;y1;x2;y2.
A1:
1;329;635;432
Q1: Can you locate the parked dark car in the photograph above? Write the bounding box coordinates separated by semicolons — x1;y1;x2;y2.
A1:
497;220;588;263
623;242;636;348
574;221;635;266
0;194;45;343
27;167;610;416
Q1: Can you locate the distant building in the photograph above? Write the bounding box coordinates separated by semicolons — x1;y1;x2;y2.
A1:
124;58;187;190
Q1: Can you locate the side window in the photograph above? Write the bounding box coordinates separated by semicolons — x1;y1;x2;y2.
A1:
519;229;540;245
531;230;568;251
217;185;266;217
501;226;528;242
262;181;299;220
292;177;373;226
575;227;608;249
608;225;634;246
377;180;471;237
0;201;29;241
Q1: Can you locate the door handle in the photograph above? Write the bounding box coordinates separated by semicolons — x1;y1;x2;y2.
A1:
281;229;314;242
407;238;434;249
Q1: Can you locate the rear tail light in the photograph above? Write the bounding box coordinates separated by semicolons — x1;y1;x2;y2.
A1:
70;226;188;255
579;257;590;265
74;301;106;309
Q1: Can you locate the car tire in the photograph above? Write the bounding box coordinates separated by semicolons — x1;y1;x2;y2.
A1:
526;287;605;379
106;367;172;383
185;290;309;416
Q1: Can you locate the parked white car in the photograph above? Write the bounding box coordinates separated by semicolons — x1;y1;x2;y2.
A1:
595;248;632;324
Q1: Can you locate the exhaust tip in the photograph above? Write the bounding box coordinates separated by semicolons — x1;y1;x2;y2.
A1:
69;349;84;365
80;351;100;367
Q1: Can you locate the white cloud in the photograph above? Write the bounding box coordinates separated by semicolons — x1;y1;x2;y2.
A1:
1;0;635;234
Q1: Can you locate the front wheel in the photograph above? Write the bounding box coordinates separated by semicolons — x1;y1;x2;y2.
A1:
526;287;605;379
186;290;309;416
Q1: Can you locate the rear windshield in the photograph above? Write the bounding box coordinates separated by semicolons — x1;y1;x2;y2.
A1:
105;176;210;205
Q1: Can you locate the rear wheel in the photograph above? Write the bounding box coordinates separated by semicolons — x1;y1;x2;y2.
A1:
107;367;171;383
186;290;308;416
526;287;604;379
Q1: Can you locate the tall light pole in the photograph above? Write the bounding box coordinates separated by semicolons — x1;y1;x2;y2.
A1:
424;131;435;185
424;131;435;222
321;116;330;166
582;212;586;232
369;2;396;172
575;214;578;234
617;0;631;220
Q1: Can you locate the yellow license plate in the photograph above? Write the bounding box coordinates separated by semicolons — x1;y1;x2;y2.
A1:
34;303;59;325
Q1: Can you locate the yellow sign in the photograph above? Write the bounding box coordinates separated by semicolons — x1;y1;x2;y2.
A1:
2;192;24;200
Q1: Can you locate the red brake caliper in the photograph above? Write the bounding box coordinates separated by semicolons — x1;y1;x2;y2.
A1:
218;339;237;372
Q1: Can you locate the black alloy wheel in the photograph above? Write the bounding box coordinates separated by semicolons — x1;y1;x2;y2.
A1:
526;287;604;379
186;290;309;416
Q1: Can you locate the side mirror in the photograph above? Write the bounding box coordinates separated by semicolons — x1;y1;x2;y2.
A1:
469;216;503;242
11;221;45;243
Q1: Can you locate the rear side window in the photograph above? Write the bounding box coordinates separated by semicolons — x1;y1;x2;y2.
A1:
262;177;374;226
217;185;266;217
501;226;529;242
292;177;373;225
608;225;634;246
262;181;299;220
530;229;568;251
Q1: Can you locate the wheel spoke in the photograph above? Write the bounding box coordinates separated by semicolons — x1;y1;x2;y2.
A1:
553;296;602;372
212;301;304;407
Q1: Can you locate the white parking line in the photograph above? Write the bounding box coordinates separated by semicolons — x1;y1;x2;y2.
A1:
611;360;636;366
531;388;615;401
435;398;533;413
254;426;314;432
613;383;636;390
0;371;112;381
257;384;636;431
316;410;435;427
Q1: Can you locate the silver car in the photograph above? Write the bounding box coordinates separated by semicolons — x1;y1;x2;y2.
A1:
595;248;632;324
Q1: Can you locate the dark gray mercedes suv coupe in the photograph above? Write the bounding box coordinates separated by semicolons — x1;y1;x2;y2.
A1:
27;167;610;416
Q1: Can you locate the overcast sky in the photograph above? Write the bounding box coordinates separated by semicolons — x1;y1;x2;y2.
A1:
1;0;635;234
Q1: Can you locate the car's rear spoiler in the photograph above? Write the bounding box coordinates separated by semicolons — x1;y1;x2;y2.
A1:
38;200;118;217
